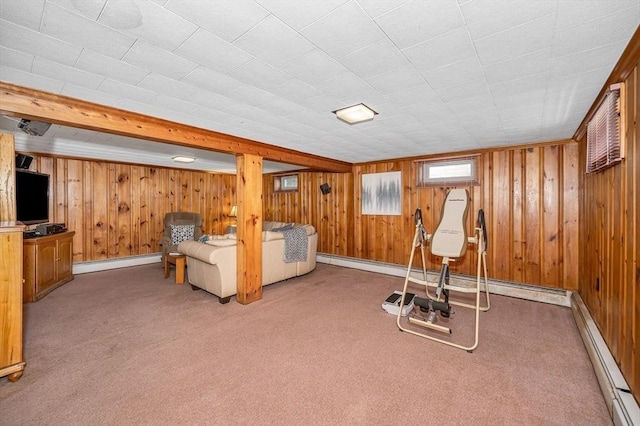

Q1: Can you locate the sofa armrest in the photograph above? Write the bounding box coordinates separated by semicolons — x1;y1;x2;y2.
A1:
159;236;172;247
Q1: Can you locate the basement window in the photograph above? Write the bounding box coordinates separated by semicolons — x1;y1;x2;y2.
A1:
274;174;298;192
586;84;623;173
416;156;479;187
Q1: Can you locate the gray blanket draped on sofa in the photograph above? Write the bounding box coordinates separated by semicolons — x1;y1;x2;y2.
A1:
282;227;308;263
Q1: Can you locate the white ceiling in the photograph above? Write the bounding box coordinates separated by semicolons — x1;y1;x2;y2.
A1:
0;0;638;172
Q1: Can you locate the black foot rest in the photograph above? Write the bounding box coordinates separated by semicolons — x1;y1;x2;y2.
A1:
414;297;451;317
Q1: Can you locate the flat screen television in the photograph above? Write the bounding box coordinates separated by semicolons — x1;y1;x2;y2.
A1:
16;170;50;225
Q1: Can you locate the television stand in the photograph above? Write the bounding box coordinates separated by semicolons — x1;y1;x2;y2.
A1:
23;231;75;302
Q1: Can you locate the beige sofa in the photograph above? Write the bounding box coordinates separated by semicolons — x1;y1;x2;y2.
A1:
177;221;317;303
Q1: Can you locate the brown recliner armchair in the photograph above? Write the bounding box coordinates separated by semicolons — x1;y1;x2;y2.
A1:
159;212;203;263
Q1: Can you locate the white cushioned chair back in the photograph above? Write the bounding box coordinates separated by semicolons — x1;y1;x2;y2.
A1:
431;189;470;258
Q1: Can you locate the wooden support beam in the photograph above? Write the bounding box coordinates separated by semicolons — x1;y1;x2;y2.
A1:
235;154;263;305
0;81;353;173
0;133;16;222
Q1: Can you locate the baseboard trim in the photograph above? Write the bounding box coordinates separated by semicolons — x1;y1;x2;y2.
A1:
316;253;571;306
571;293;639;426
73;254;160;274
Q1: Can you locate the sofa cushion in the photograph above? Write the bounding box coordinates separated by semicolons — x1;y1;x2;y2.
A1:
170;224;195;245
206;239;236;247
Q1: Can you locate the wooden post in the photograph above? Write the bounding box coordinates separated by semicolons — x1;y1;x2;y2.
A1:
0;133;16;222
236;154;263;304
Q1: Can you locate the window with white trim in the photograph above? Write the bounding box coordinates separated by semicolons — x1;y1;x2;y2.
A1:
416;156;479;187
274;174;298;192
586;84;623;173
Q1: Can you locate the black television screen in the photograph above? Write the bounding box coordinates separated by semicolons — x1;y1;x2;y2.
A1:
16;170;50;225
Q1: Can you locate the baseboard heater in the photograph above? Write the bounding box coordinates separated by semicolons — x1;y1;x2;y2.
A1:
571;293;639;426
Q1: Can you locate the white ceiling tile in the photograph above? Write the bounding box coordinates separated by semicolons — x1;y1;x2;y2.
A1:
0;19;83;67
0;0;635;167
271;78;324;104
76;50;149;86
0;65;65;94
166;0;269;43
175;29;254;74
421;56;484;89
97;78;158;104
454;104;501;124
357;0;410;19
188;90;236;111
123;40;198;80
462;0;556;40
341;38;409;79
498;102;544;122
280;49;347;85
234;15;315;67
151;93;198;114
316;72;386;104
493;91;546;110
365;66;425;95
490;71;549;100
549;40;629;78
259;97;306;117
482;48;552;85
137;73;200;100
98;0;197;51
403;26;476;72
182;66;243;95
447;94;496;114
555;0;640;30
374;0;465;49
60;83;121;107
474;14;556;66
227;59;292;90
300;1;386;58
255;0;349;31
32;57;104;90
42;3;136;59
545;67;609;95
49;0;108;20
552;8;640;58
384;84;440;107
0;47;34;72
226;85;278;107
0;0;46;31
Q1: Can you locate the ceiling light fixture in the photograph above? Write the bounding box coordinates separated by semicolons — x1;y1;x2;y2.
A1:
332;103;378;124
172;156;195;163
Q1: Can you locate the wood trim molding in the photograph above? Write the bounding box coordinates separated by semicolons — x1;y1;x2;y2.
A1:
0;81;352;173
573;26;640;141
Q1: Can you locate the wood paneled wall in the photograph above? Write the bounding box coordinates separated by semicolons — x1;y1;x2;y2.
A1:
23;155;235;262
263;171;354;257
579;61;639;400
264;141;579;290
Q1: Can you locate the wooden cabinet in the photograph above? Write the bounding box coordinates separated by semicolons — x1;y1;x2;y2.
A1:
0;223;26;382
23;231;74;303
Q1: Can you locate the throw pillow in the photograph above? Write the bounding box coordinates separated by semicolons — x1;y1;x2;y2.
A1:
170;224;195;245
272;223;293;232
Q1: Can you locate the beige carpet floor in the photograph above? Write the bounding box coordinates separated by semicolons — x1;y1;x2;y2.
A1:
0;263;610;425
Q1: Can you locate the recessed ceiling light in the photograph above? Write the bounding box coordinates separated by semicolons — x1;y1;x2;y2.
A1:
332;103;378;124
172;156;195;163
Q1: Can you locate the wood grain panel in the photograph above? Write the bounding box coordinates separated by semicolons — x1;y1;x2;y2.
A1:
265;142;578;291
18;154;237;263
0;134;16;221
579;60;639;403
